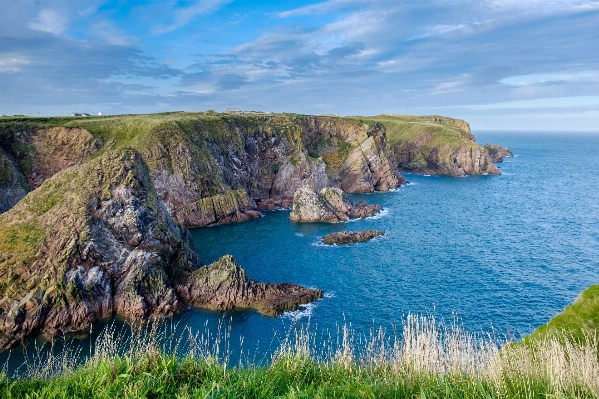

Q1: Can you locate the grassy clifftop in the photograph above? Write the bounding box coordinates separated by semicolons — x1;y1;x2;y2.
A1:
526;284;599;343
372;114;499;175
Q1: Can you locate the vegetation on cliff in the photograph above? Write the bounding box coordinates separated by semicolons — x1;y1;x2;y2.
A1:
0;112;400;225
0;148;320;351
526;284;599;344
372;114;500;175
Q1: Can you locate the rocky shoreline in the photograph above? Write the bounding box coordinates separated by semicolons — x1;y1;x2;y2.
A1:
0;148;321;351
0;112;511;351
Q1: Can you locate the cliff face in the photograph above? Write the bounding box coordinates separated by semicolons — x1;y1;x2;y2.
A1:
0;147;29;213
0;148;320;350
0;115;401;227
374;115;500;176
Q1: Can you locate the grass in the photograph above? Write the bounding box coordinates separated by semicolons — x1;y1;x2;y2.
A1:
526;284;599;344
1;314;598;398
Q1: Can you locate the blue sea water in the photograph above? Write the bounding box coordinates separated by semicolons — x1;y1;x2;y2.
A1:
3;131;599;371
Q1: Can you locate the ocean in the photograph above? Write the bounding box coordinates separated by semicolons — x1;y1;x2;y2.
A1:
3;131;599;371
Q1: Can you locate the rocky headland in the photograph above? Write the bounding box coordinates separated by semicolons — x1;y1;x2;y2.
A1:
484;143;514;162
290;185;381;223
373;115;501;176
322;230;384;245
0;112;511;351
0;148;320;351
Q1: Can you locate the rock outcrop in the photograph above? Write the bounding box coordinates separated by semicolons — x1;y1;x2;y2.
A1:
322;230;384;245
484;143;513;162
0;148;320;351
290;185;381;223
174;255;323;316
0;147;29;213
374;115;500;176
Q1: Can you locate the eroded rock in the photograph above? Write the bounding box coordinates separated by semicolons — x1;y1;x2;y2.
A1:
174;255;323;317
484;143;513;162
322;230;384;245
290;185;381;223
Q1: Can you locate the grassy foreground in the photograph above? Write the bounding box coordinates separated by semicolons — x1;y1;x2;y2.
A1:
2;315;598;398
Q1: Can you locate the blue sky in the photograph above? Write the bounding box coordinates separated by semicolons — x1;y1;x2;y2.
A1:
1;0;598;130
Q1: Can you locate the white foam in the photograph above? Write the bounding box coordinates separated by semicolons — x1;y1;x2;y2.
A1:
295;232;304;237
423;174;431;176
347;208;389;222
282;302;316;321
405;182;417;186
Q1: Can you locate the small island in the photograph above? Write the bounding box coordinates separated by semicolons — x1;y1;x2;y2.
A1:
322;229;385;245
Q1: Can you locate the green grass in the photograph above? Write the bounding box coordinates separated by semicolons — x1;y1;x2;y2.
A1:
526;284;599;343
2;314;598;398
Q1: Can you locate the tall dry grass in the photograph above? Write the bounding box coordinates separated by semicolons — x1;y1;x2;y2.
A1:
3;314;598;397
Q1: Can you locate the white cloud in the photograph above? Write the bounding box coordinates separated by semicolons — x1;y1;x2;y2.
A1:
152;0;233;34
89;21;135;46
0;55;30;73
277;0;373;17
431;78;468;94
500;71;599;86
28;9;68;35
469;96;599;109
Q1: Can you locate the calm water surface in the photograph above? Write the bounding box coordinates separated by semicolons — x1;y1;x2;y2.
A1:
3;131;599;370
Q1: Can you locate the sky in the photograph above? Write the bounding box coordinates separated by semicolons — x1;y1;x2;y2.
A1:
1;0;598;131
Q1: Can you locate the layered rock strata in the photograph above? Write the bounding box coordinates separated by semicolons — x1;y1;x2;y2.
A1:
290;185;381;223
0;148;320;351
484;143;513;162
0;115;401;224
322;230;384;245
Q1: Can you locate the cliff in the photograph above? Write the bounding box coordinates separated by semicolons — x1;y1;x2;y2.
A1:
0;148;321;350
372;115;500;176
0;114;400;226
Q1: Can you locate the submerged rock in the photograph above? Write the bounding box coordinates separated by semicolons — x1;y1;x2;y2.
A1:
290;185;381;223
484;143;513;162
0;148;321;351
322;230;384;245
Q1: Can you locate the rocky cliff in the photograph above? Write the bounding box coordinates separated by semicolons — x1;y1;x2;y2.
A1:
0;114;401;226
484;143;513;162
0;148;321;351
290;185;381;223
373;115;500;176
0;147;29;213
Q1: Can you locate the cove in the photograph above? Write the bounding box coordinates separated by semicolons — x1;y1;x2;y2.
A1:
2;131;599;372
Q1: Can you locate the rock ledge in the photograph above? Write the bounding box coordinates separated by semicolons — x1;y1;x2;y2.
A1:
322;230;384;245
